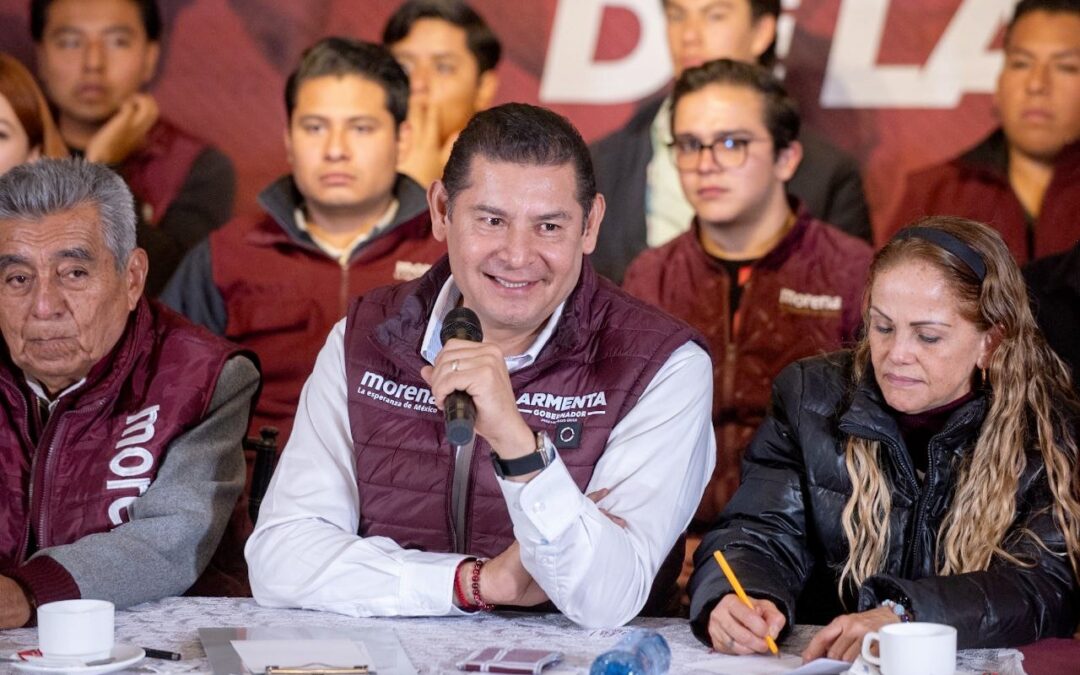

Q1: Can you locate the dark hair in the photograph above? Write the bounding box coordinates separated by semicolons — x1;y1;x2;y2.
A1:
442;103;596;219
1006;0;1080;44
30;0;162;42
382;0;502;74
284;38;410;126
663;0;780;66
671;58;800;154
749;0;781;67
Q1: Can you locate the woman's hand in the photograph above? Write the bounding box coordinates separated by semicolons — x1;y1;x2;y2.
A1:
707;593;786;655
801;607;900;662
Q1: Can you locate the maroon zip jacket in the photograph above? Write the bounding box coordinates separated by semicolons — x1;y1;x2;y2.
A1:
164;176;445;446
624;207;872;523
0;299;246;607
888;130;1080;264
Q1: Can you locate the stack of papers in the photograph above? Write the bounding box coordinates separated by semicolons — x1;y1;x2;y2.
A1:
231;640;373;673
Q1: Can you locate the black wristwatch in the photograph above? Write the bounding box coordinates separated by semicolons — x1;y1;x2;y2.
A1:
491;432;553;478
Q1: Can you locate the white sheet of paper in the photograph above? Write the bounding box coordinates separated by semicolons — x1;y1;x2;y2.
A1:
686;653;849;675
789;659;851;674
231;639;373;673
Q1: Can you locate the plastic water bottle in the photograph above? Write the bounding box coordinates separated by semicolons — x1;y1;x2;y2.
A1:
589;629;671;675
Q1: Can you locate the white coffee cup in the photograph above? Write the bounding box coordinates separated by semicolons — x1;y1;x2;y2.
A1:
37;599;115;661
861;622;956;675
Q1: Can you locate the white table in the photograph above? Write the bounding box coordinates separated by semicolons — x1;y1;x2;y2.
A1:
0;597;1027;674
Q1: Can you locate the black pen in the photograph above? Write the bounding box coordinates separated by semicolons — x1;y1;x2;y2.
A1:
142;648;182;661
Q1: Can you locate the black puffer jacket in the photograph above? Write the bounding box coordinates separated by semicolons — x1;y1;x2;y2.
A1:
688;352;1079;649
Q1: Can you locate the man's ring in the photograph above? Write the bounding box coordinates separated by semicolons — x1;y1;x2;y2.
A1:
452;360;459;372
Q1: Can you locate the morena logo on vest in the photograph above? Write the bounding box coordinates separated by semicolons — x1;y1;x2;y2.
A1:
359;371;440;414
106;405;161;526
778;288;843;316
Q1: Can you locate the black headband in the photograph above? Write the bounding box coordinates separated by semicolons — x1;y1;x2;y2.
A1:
892;227;987;281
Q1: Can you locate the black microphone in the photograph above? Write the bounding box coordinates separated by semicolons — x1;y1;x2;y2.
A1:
440;307;483;446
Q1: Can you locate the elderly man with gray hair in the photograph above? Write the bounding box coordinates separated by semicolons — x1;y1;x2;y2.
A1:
0;159;258;627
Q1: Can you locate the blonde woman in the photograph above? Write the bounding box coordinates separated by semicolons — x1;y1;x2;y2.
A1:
0;53;66;174
688;216;1080;660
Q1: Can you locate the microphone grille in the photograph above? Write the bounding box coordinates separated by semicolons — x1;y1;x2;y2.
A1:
441;307;483;343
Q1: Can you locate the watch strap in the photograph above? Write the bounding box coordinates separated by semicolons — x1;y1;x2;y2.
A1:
491;432;551;478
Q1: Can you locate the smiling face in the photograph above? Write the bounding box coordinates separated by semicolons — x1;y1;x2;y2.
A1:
429;157;602;353
997;9;1080;162
672;83;796;229
35;0;159;129
663;0;776;77
285;74;407;223
0;93;35;176
0;204;146;395
389;18;497;143
868;260;993;414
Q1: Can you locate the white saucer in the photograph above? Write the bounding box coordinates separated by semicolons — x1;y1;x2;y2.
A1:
12;644;145;674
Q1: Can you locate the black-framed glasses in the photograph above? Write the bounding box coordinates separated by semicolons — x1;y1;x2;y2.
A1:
668;134;769;170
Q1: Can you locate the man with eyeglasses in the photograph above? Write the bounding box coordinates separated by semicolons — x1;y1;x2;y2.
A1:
590;0;870;285
624;59;871;543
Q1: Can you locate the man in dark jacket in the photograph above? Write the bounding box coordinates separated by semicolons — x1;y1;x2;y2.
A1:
32;0;236;295
889;0;1080;263
246;103;715;628
1026;242;1080;388
623;59;871;528
162;39;446;594
590;0;870;283
0;159;257;626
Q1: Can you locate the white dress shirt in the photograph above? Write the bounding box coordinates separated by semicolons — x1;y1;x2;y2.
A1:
246;276;715;628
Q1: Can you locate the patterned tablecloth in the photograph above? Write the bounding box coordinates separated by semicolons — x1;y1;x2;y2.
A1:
0;597;1029;674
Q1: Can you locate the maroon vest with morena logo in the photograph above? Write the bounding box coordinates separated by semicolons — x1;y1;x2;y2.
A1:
343;256;705;614
0;299;246;566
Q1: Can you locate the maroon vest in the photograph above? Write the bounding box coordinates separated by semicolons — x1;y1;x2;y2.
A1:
623;210;872;522
210;209;445;445
343;257;703;612
0;299;244;566
119;119;208;226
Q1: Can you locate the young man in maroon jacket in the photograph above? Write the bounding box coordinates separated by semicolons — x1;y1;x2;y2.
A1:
31;0;236;296
889;0;1080;263
162;38;446;594
623;60;872;579
590;0;871;284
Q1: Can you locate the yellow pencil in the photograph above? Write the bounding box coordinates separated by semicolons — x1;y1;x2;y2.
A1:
713;550;780;656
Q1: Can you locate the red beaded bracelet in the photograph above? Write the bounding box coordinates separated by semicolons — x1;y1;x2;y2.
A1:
453;559;475;611
470;559;494;611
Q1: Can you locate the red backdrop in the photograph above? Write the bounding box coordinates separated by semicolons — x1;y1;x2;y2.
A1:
0;0;1015;241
